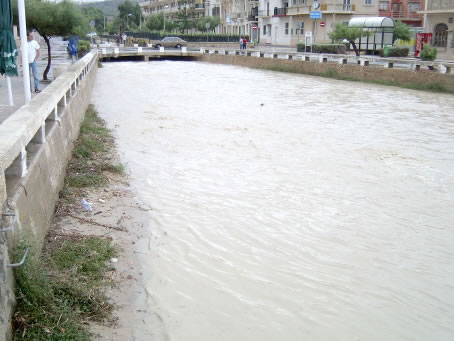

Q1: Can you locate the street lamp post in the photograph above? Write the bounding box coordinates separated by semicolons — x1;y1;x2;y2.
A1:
163;4;169;32
126;13;132;30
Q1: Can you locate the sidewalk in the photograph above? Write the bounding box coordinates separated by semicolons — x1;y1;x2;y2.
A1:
0;36;72;124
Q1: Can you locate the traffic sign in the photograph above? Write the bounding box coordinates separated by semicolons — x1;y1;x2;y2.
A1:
252;24;257;30
320;21;326;27
89;20;95;27
309;11;322;19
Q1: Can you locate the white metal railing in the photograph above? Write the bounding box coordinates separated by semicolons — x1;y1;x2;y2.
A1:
0;50;98;204
428;0;454;10
201;48;454;74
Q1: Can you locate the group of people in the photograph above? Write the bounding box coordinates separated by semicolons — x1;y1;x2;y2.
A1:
239;37;247;50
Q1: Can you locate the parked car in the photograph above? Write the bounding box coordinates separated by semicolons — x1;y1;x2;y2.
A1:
154;37;187;49
86;32;97;38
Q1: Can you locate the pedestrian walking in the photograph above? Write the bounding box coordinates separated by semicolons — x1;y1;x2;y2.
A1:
67;36;78;64
239;36;243;50
242;37;247;49
122;32;127;46
27;31;41;93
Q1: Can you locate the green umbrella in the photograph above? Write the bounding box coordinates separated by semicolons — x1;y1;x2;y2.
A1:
0;0;18;76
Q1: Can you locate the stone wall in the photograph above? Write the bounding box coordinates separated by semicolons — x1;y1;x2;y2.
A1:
0;52;98;341
199;54;454;93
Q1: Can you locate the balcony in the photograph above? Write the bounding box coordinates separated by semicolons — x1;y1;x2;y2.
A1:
258;9;271;17
320;4;355;12
379;9;423;20
427;0;454;10
273;7;288;16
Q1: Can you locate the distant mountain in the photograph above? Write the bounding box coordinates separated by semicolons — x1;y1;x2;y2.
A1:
78;0;138;18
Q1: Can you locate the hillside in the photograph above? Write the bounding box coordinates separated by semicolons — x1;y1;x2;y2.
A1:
79;0;138;18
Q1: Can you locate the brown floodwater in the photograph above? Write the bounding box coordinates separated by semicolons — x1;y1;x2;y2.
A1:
92;61;454;341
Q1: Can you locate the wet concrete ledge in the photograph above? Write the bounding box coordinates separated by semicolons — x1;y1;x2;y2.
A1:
0;51;98;341
199;54;454;93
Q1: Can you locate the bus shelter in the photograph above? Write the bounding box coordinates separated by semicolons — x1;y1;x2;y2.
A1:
348;17;394;54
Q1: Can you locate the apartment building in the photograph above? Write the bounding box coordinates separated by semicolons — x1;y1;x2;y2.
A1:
257;0;379;45
139;0;384;46
378;0;425;27
140;0;206;29
419;0;454;58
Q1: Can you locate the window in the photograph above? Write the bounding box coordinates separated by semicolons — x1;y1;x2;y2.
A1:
292;0;297;5
263;25;266;35
285;23;289;35
408;2;420;12
379;1;388;10
364;0;372;5
296;22;304;35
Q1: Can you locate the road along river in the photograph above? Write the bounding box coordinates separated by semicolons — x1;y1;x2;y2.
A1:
92;61;454;341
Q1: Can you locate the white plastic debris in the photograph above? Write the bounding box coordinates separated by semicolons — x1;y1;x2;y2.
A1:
110;258;118;263
80;198;93;212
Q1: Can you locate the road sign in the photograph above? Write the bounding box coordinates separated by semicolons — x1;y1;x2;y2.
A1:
205;22;211;29
309;11;322;19
320;21;326;27
252;24;257;30
89;20;95;27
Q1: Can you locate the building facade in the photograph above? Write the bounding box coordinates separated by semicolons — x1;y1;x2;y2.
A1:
257;0;379;45
419;0;454;58
378;0;425;27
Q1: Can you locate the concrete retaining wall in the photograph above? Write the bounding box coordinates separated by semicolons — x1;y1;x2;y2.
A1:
199;54;454;93
0;51;98;341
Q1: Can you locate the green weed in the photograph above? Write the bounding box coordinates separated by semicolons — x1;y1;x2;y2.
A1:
13;237;117;340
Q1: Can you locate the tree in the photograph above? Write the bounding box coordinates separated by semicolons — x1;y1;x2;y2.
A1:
146;13;163;31
13;0;87;80
195;16;220;32
82;7;105;33
329;23;370;56
117;0;141;30
393;20;412;42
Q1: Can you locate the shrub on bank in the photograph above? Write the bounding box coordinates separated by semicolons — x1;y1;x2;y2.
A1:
377;47;409;57
296;43;346;54
78;40;91;57
419;44;438;61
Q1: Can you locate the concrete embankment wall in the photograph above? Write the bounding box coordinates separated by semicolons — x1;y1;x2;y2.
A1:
0;51;98;341
200;54;454;93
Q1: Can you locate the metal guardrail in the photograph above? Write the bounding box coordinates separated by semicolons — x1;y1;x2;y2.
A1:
7;248;29;268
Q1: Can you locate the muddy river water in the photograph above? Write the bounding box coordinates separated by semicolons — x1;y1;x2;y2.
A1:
92;61;454;341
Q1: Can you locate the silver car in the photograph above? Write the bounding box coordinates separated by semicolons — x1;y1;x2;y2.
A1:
154;37;187;49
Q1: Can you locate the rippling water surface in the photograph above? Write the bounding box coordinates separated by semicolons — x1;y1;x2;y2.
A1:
92;61;454;341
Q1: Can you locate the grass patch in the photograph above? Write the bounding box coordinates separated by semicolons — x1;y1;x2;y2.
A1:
257;64;452;94
61;105;123;197
13;236;117;340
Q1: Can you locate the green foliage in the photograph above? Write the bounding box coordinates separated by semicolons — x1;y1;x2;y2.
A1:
296;43;346;54
78;40;91;57
146;13;164;31
329;23;370;56
312;44;347;54
82;6;105;33
13;237;117;339
419;43;438;61
12;0;88;38
118;0;141;29
378;47;409;57
296;43;305;52
12;0;88;79
195;16;221;32
63;105;123;192
393;20;412;42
